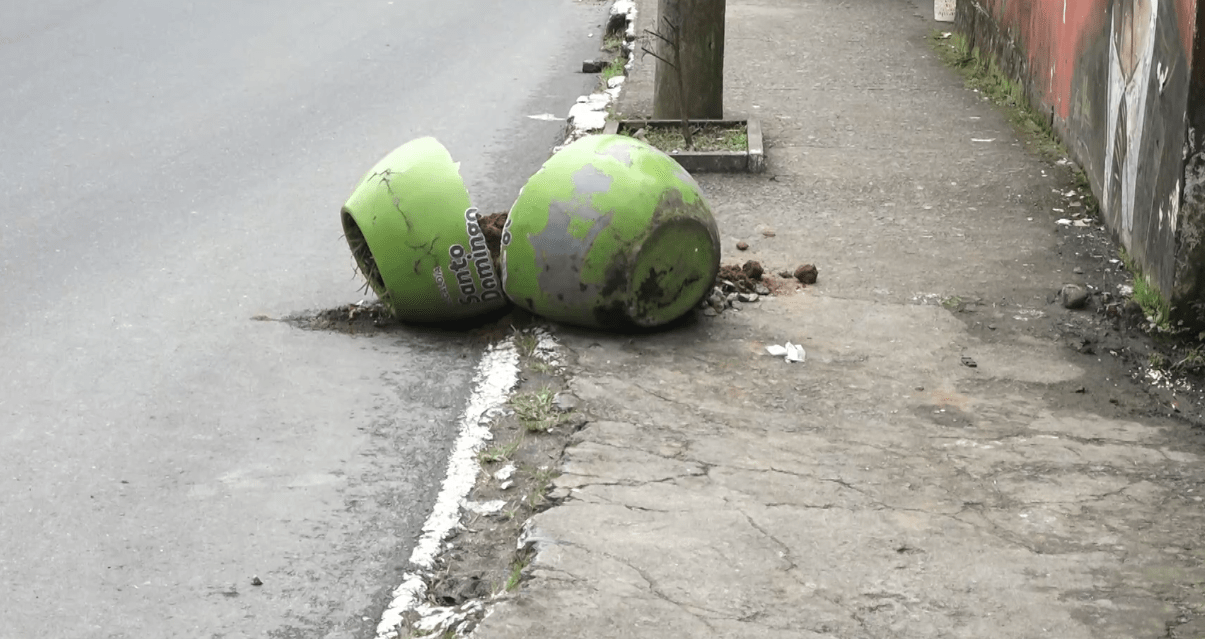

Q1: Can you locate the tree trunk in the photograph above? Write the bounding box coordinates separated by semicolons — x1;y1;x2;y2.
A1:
653;0;726;120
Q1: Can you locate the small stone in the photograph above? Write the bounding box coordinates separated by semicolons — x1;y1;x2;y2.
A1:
741;260;764;280
553;392;580;412
736;241;749;251
794;264;819;284
702;307;718;317
1073;266;1084;274
251;576;263;587
754;284;771;296
581;59;605;73
987;324;997;330
778;270;793;278
1059;283;1088;310
738;292;759;303
726;293;739;305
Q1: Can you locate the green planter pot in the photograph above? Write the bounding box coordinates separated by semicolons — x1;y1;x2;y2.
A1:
501;134;720;330
340;137;507;322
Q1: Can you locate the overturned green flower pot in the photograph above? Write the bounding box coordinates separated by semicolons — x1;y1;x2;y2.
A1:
341;137;507;322
501;134;720;330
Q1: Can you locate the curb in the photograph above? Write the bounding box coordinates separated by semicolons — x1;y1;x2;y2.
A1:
370;7;637;635
560;0;638;149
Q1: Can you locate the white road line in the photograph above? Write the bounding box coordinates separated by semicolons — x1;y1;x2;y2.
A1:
375;339;520;639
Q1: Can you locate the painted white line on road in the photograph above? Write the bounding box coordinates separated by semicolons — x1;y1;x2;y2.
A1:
375;339;519;639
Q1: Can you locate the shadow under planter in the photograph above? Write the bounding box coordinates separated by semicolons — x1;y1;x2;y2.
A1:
602;119;764;173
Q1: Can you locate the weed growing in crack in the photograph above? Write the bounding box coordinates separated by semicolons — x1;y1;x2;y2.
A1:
602;34;624;53
524;465;558;510
1120;248;1174;332
1171;345;1205;374
528;360;554;375
503;554;531;592
1149;351;1169;369
477;439;521;465
511;387;558;433
512;330;538;358
601;56;626;84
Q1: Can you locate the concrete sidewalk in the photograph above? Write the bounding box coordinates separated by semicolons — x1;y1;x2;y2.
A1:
473;0;1205;637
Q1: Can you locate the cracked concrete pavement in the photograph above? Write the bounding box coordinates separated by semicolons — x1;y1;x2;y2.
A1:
470;0;1205;637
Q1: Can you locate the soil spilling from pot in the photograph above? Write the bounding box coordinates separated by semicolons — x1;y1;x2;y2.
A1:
716;261;767;294
479;212;508;267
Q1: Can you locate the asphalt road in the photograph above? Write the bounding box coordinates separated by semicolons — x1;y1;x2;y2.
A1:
0;1;602;637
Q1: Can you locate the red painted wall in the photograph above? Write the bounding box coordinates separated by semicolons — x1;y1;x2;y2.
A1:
973;0;1105;120
960;0;1204;320
974;0;1197;120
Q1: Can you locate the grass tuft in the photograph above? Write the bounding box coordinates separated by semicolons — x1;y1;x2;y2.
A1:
511;387;559;433
602;56;625;83
1119;249;1174;331
477;439;521;465
524;465;558;510
511;327;539;358
504;554;530;592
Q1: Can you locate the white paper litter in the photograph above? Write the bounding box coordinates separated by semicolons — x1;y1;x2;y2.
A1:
493;463;516;482
766;343;805;363
1056;218;1072;225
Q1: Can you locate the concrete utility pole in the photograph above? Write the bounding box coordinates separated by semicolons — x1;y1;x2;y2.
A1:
652;0;726;120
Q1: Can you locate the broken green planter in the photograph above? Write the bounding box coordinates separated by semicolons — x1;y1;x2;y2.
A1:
501;134;720;330
341;137;506;322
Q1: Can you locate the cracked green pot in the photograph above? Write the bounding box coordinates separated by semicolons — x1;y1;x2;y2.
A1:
500;134;720;330
340;137;507;321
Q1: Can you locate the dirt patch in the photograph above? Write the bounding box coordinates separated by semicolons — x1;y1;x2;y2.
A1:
272;301;513;339
621;122;748;153
396;328;585;636
716;261;769;294
927;161;1205;430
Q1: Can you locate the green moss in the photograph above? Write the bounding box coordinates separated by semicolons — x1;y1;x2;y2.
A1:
929;31;1064;162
